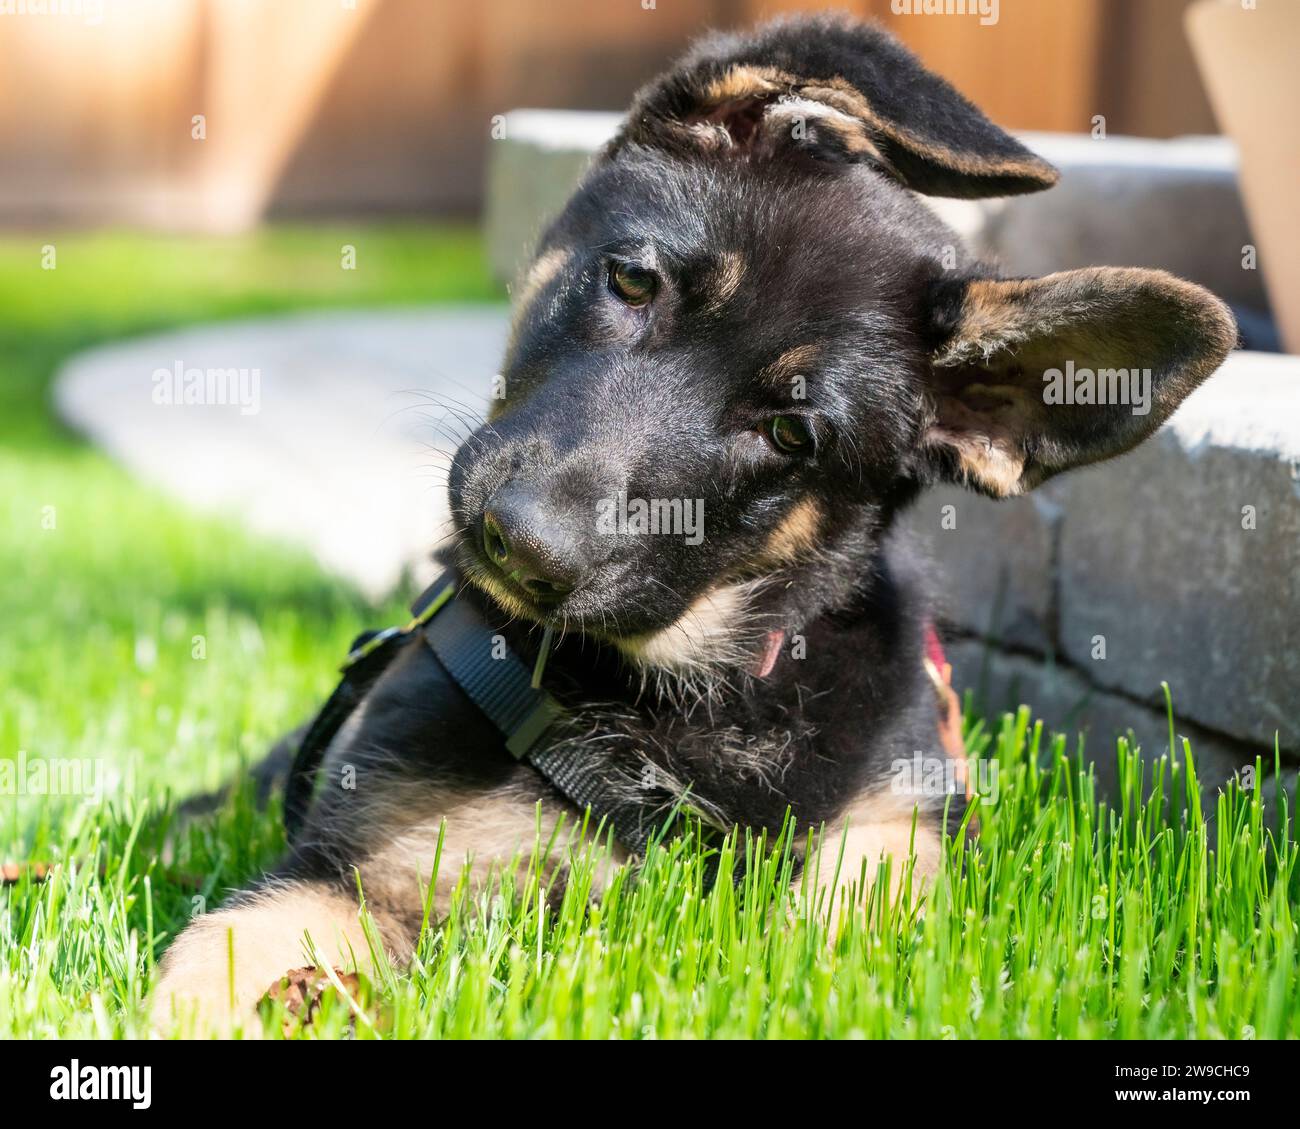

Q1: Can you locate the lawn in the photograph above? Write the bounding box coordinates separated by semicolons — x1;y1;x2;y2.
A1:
1;227;1296;1039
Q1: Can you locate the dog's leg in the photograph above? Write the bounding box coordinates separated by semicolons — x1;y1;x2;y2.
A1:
150;779;625;1032
801;794;944;933
148;877;374;1034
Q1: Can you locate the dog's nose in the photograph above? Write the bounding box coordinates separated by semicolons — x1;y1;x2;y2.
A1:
481;488;587;601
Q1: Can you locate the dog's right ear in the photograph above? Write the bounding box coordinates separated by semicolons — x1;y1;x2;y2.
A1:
609;13;1057;198
914;267;1236;497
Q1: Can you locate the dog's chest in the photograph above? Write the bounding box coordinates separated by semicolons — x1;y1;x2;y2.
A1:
305;608;938;877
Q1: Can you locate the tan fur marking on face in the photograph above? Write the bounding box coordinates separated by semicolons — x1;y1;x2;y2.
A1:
760;344;820;388
760;498;823;566
616;582;754;673
701;250;745;314
514;246;570;318
497;247;573;421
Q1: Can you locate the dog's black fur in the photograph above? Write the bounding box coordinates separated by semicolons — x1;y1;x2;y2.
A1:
153;14;1235;1020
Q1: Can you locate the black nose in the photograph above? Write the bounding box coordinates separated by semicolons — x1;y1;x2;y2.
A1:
481;488;587;601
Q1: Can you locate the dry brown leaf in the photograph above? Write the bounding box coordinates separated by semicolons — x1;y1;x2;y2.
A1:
262;966;365;1036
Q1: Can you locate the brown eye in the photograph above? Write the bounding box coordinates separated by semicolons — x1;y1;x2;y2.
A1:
762;415;813;455
608;261;657;307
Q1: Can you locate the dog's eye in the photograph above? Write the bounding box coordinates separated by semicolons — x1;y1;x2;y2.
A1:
762;415;814;455
608;261;657;307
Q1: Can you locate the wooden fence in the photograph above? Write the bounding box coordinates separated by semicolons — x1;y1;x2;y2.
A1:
0;0;1218;228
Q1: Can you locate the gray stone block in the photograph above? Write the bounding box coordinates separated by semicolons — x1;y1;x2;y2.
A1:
945;640;1263;798
484;111;621;284
898;484;1059;653
978;133;1267;317
1057;352;1300;753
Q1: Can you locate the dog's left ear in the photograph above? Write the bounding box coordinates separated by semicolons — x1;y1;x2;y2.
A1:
610;13;1057;198
916;268;1237;498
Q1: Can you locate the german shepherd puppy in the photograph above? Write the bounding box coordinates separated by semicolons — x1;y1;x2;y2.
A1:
151;14;1234;1028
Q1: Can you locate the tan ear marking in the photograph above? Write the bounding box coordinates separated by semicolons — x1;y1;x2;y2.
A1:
700;64;789;107
934;278;1039;367
798;77;1057;186
926;267;1236;496
924;421;1028;498
694;67;1054;187
788;73;1056;186
763;97;884;161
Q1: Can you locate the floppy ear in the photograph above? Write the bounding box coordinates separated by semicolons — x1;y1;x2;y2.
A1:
610;13;1057;198
918;268;1237;497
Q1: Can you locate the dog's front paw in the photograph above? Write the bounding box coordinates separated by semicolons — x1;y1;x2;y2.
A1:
148;879;374;1037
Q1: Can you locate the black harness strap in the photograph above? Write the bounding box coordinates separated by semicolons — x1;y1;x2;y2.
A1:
420;594;563;760
283;582;455;839
284;576;661;857
282;638;388;839
420;594;659;856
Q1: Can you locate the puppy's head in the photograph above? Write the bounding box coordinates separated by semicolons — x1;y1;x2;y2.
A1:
449;15;1234;674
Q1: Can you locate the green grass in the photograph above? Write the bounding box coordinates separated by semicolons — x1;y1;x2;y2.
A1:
1;227;1297;1039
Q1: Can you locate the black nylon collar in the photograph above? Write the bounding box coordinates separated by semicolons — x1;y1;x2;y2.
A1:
417;581;564;760
414;578;661;856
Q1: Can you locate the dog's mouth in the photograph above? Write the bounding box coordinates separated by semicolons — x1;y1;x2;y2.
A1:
446;447;769;669
452;529;780;685
454;542;562;620
452;532;626;631
448;481;665;637
461;552;572;620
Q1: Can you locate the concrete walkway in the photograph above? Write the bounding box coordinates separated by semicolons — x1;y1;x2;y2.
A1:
54;306;507;599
